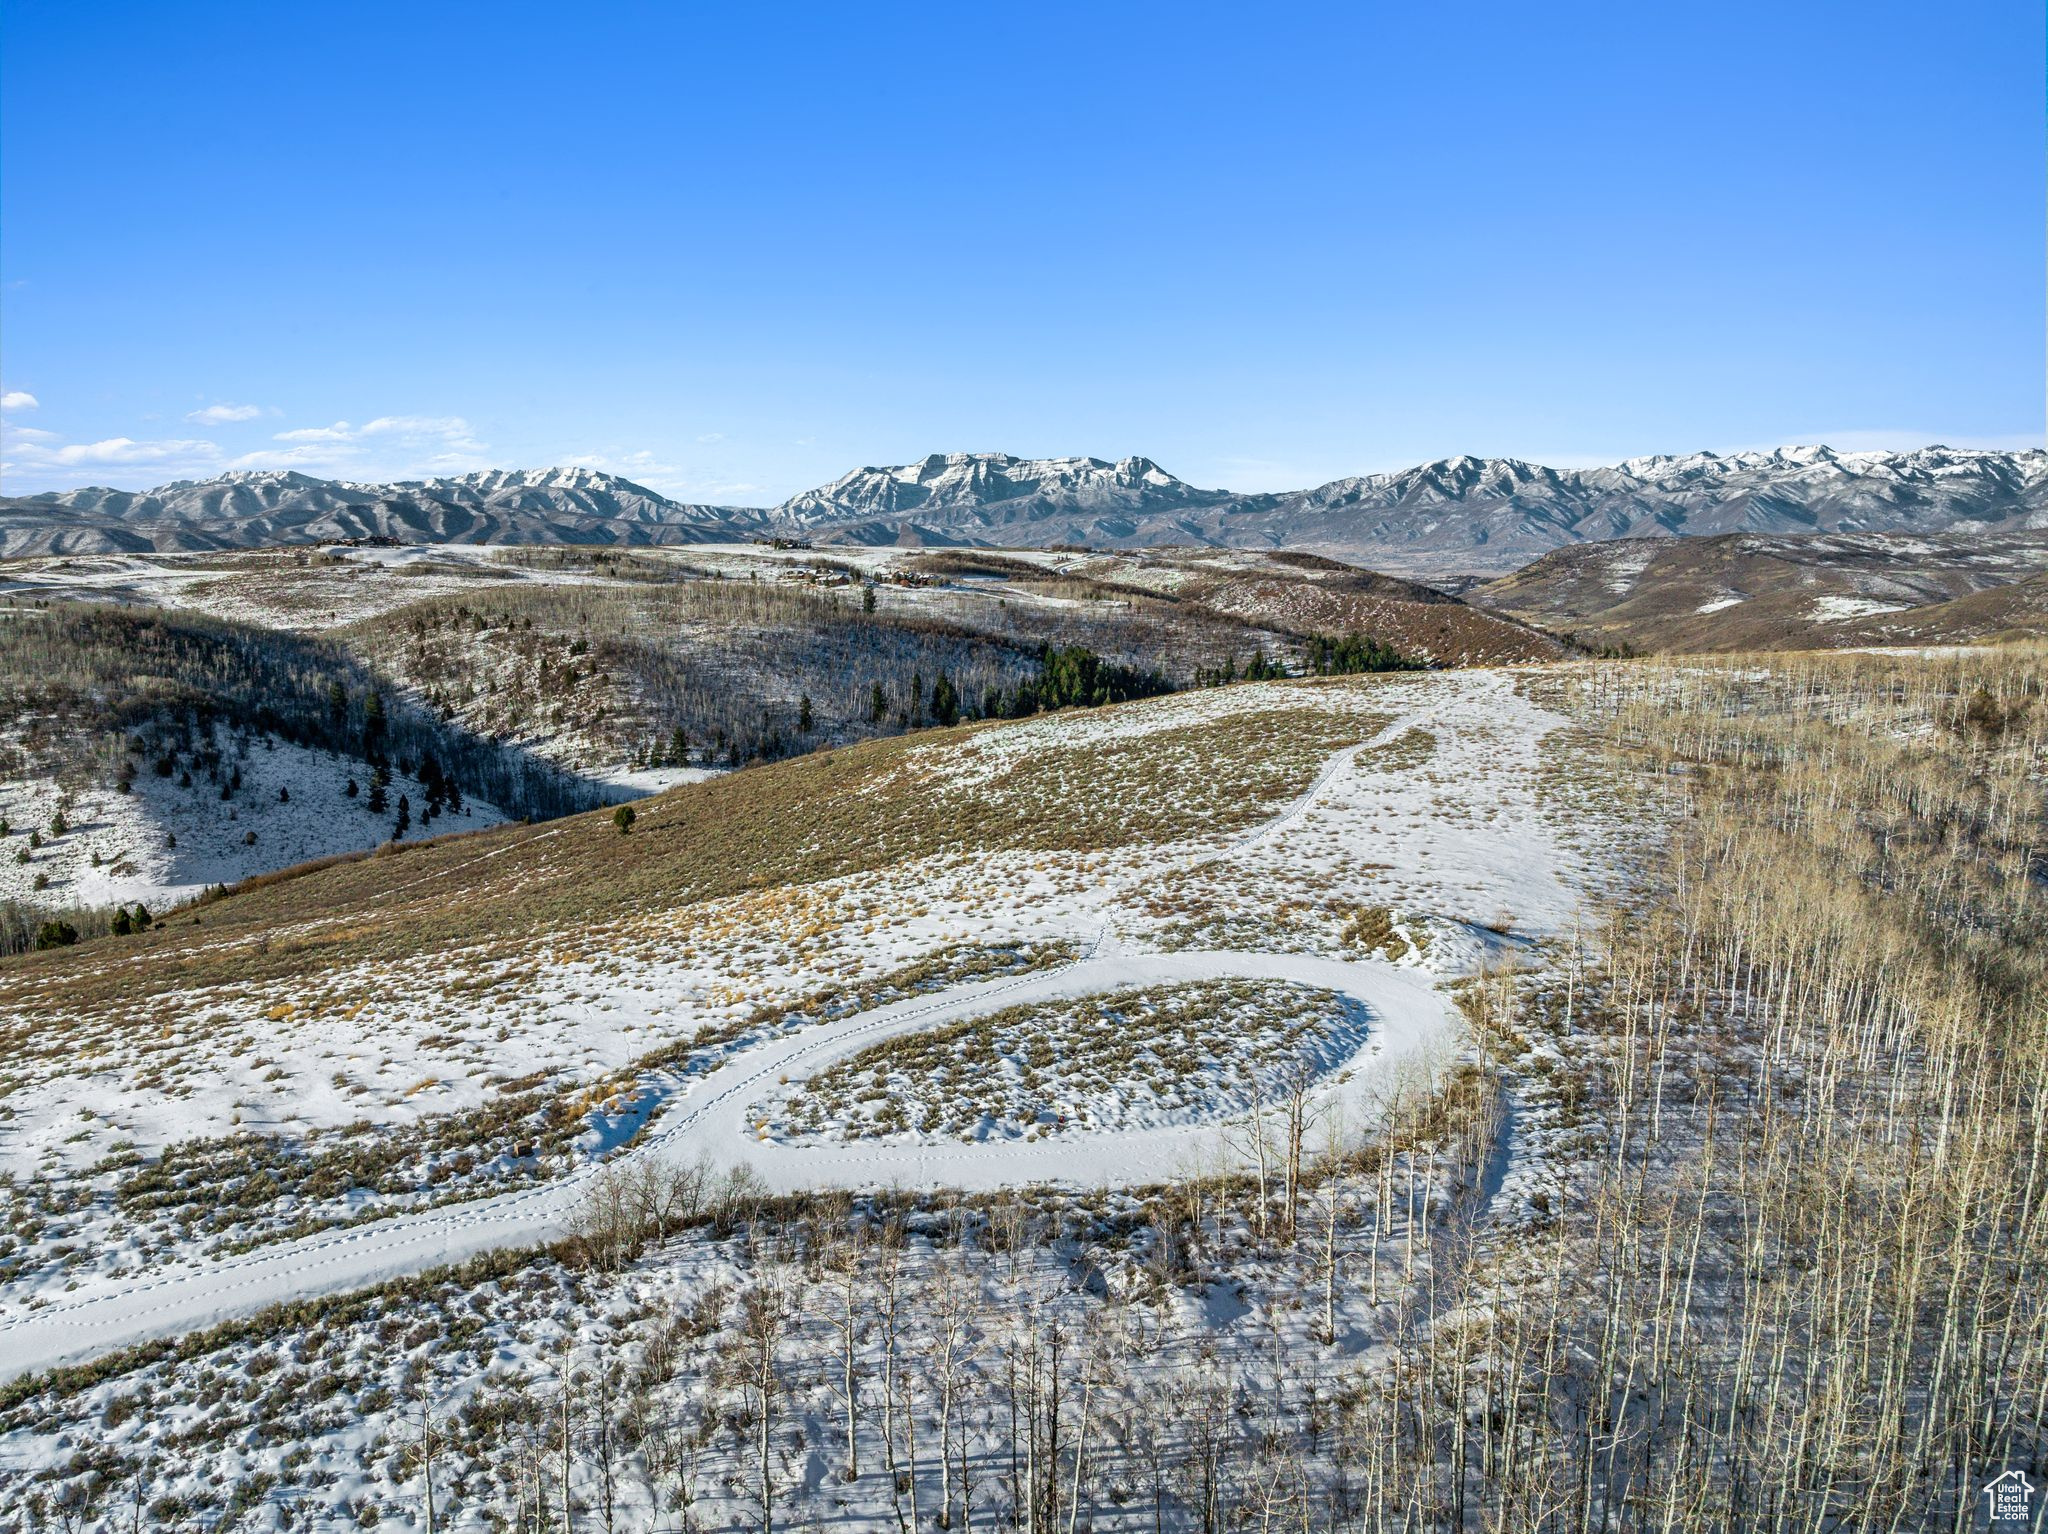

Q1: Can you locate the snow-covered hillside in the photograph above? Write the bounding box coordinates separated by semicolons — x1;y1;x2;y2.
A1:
0;726;508;910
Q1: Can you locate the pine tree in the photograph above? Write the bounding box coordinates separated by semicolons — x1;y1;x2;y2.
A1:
613;804;637;836
862;584;877;614
871;683;887;723
799;695;814;733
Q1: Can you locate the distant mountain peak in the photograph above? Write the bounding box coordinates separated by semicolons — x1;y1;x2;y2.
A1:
776;450;1239;531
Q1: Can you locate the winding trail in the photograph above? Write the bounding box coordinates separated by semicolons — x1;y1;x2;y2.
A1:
0;683;1529;1384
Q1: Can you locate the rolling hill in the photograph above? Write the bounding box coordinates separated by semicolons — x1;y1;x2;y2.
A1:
1472;527;2048;652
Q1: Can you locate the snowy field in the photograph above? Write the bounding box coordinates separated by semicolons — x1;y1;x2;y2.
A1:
0;666;1622;1385
0;655;1670;1534
761;977;1367;1144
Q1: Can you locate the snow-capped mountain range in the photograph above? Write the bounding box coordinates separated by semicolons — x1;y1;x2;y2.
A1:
5;446;2044;575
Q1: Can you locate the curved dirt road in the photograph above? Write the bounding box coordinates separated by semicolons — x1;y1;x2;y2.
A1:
0;694;1493;1383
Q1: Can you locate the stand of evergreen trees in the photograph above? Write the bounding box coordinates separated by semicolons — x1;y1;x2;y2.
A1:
1303;632;1424;675
1001;644;1172;715
1192;634;1419;689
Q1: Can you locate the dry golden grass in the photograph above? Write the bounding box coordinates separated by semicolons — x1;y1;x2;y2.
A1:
0;684;1380;1029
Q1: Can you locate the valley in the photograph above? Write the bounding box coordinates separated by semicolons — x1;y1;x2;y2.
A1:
0;540;1550;921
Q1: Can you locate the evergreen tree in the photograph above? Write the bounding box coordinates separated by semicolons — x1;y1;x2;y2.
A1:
669;725;688;765
613;804;637;835
394;794;411;839
1304;632;1421;675
931;673;959;727
870;682;886;723
798;694;814;733
862;584;877;614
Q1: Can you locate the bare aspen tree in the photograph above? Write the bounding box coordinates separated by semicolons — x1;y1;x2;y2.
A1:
821;1222;869;1483
733;1279;795;1534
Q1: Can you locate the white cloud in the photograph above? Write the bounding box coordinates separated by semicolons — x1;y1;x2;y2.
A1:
0;391;38;411
1719;430;2046;456
51;437;218;466
555;447;762;500
3;406;496;493
227;442;361;470
187;402;266;424
231;412;492;481
358;414;471;437
272;415;484;452
7;436;219;468
360;416;488;455
4;426;57;443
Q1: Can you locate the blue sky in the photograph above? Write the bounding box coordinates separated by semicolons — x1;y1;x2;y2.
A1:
1;1;2040;502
